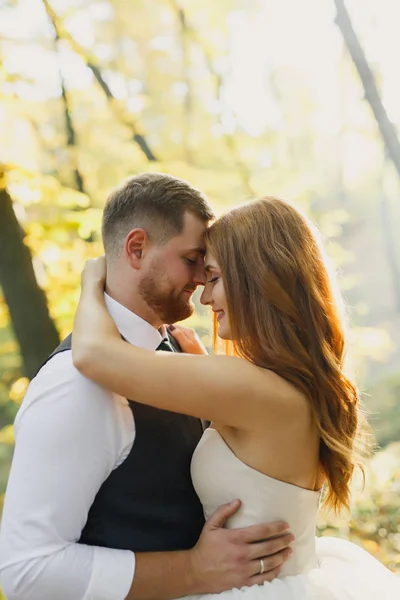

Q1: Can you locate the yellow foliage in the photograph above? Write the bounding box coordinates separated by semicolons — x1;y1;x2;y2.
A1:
9;377;29;404
317;443;400;573
362;539;380;556
58;188;90;209
0;299;10;329
0;425;15;445
0;341;18;356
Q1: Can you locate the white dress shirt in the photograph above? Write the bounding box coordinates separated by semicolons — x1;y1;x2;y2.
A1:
0;295;166;600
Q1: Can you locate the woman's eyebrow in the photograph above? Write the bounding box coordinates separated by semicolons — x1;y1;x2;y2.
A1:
184;246;206;255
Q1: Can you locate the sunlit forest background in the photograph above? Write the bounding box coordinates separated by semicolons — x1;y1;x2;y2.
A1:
1;0;400;594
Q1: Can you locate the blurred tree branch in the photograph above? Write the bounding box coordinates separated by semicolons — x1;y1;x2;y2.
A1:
59;75;87;196
176;4;194;163
168;0;255;196
0;168;60;379
379;180;400;313
52;28;89;201
334;0;400;180
41;0;158;162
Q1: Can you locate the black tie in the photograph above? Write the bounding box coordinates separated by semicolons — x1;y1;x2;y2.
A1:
157;339;175;352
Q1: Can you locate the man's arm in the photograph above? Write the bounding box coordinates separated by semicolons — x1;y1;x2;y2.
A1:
0;353;137;600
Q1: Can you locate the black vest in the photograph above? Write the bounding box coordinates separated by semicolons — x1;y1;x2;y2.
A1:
42;335;205;552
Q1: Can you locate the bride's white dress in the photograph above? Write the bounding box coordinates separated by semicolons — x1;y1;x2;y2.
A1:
181;428;399;599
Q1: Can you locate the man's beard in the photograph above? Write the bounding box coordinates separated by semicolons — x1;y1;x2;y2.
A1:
139;274;194;324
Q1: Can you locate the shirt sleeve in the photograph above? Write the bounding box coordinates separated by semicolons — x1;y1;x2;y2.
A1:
0;352;135;600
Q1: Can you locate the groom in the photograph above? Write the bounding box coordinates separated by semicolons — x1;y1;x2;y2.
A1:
0;173;293;600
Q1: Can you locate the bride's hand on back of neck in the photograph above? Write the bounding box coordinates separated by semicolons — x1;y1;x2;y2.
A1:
73;256;121;369
80;255;107;291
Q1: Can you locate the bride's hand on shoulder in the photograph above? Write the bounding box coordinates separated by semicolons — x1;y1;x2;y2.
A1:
168;325;208;355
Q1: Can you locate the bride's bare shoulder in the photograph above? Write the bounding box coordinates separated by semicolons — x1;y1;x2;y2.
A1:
251;364;309;414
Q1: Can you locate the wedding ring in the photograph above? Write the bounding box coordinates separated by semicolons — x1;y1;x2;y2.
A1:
259;558;265;574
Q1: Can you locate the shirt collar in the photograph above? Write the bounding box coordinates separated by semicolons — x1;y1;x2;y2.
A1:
104;293;167;350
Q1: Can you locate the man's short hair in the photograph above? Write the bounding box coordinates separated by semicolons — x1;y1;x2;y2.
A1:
102;172;214;258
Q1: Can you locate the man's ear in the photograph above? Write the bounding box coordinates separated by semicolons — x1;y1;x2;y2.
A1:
124;228;150;270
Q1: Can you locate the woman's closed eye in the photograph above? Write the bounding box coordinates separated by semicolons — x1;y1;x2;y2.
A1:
207;276;219;284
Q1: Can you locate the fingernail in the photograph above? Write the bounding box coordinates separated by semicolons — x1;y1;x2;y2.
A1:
168;325;176;331
288;548;293;556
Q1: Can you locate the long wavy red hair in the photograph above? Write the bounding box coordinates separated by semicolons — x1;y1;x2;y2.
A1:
206;197;371;511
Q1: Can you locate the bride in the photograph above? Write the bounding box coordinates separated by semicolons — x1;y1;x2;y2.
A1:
72;196;399;599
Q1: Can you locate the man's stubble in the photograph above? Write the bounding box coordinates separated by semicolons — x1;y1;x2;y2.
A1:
139;261;194;325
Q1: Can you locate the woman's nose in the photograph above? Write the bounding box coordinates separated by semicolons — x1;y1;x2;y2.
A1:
194;263;207;286
200;285;211;306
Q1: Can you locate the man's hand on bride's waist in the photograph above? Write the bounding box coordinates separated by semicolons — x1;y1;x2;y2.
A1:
187;499;294;595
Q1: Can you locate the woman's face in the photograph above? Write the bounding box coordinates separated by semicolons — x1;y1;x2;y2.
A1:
200;253;232;340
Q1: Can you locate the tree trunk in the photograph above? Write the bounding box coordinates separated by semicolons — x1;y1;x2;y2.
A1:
0;182;60;379
334;0;400;179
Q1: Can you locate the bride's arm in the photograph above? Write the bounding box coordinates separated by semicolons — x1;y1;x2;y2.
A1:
72;259;299;429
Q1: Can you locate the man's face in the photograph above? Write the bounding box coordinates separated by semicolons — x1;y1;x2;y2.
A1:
139;212;208;324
